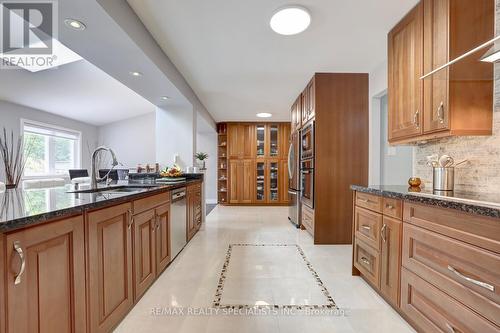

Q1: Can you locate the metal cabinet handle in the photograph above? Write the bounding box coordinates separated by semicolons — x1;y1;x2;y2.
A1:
447;265;494;292
360;257;370;266
437;102;445;124
13;241;25;285
413;109;420;128
127;209;133;230
358;198;372;204
381;224;387;243
445;323;456;333
361;225;371;231
385;204;394;209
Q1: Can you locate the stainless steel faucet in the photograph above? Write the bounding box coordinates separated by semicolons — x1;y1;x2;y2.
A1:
90;146;118;189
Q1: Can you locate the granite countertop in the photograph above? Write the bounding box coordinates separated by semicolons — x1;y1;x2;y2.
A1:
0;176;203;233
351;184;500;219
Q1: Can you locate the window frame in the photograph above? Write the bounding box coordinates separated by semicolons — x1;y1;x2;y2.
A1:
20;118;83;180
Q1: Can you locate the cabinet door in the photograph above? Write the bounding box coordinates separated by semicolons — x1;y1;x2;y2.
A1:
380;216;402;307
268;124;280;157
255;124;266;158
227;123;241;158
242;123;255;158
87;203;133;333
133;209;157;300
301;91;308;125
306;78;315;120
291;97;301;132
256;161;266;203
229;160;241;203
280;123;291;159
388;2;423;141
187;189;197;241
5;216;86;333
423;0;449;133
241;159;254;203
156;203;171;274
194;188;202;229
267;160;280;203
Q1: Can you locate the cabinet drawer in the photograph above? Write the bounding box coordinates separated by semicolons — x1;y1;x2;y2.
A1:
401;268;499;333
382;197;402;219
354;238;380;288
133;192;170;214
355;192;382;213
403;223;500;326
354;207;382;251
302;204;314;236
189;182;202;193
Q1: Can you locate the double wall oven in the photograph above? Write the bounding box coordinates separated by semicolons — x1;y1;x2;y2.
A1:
300;121;314;209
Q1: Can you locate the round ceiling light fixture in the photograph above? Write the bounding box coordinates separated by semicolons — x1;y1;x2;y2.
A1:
270;6;311;36
129;71;143;77
160;96;171;101
64;19;86;31
256;112;273;118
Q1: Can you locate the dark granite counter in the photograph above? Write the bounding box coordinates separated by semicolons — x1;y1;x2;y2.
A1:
0;175;203;233
351;185;500;219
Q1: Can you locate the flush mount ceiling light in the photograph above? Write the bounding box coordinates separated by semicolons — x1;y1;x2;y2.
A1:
270;6;311;36
129;71;143;77
64;19;86;31
160;96;171;101
256;113;273;118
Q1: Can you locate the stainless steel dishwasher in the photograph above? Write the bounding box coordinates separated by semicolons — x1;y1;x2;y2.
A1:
171;187;187;259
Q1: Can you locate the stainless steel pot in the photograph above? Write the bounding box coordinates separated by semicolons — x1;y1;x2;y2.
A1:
433;167;455;191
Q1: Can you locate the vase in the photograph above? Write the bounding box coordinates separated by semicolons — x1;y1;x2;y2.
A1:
5;183;17;189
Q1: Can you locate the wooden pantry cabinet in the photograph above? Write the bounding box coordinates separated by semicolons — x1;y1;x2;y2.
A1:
388;0;494;144
219;122;290;205
187;182;202;241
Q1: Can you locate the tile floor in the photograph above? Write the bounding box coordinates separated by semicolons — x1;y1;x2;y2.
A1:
115;206;415;333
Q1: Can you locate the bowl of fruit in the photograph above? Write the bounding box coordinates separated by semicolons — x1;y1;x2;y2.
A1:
158;165;186;182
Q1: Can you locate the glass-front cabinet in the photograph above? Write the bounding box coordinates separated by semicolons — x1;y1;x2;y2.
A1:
269;125;279;157
256;125;265;157
268;161;279;202
256;161;266;202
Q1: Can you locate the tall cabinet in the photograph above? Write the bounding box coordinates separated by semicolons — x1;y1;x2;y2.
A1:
217;122;291;205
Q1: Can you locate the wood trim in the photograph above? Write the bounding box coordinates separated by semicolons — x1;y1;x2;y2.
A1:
133;192;170;215
133;209;156;301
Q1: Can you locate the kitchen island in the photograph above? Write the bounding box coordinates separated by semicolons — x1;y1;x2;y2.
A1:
0;176;203;333
351;184;500;333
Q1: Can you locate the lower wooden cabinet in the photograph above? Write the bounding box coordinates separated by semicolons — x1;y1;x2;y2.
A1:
5;215;86;333
155;203;171;274
379;216;402;307
187;183;202;241
87;203;134;333
133;209;157;300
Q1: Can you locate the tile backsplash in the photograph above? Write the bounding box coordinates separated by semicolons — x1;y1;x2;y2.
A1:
413;0;500;193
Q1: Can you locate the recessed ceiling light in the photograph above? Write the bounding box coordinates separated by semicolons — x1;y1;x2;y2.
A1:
129;71;143;77
161;96;171;100
257;113;272;118
270;6;311;36
64;19;86;31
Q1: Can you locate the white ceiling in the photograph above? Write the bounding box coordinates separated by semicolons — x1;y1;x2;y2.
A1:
127;0;419;122
0;59;156;126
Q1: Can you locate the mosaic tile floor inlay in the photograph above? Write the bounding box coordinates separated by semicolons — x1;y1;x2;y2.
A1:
213;244;337;310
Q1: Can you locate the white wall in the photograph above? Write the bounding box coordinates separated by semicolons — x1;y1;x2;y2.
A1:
98;112;156;168
156;106;194;170
0;100;98;182
196;115;217;204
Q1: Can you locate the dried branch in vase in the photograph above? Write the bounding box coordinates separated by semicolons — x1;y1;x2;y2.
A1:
0;128;32;189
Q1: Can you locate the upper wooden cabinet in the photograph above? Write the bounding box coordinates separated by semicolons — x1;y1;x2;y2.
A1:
300;78;316;125
228;123;255;159
388;0;494;144
388;2;423;142
291;96;301;132
5;216;86;333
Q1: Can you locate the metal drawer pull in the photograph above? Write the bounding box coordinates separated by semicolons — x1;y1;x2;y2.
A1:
413;109;420;128
385;204;394;209
13;241;25;285
127;209;133;230
437;102;445;124
445;323;456;333
358;198;374;204
447;265;495;292
381;224;387;243
361;225;371;231
360;257;370;265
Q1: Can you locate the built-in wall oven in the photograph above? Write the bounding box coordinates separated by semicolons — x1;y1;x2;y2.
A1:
301;159;314;208
301;121;314;160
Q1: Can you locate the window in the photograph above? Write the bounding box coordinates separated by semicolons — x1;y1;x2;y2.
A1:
22;120;81;178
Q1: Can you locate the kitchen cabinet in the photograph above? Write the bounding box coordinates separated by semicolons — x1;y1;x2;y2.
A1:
279;123;291;159
279;159;289;203
155;203;171;274
388;2;423;142
5;215;86;333
133;209;157;300
256;161;266;203
267;159;280;203
229;159;254;204
228;123;255;159
187;183;202;242
87;203;134;333
255;124;266;158
291;96;301;132
388;0;494;144
379;216;402;307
